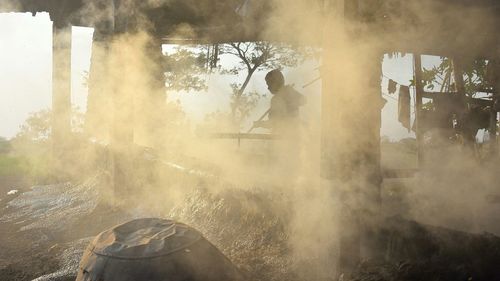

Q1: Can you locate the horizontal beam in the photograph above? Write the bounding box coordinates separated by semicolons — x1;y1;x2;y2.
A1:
422;91;494;106
382;168;419;179
205;133;281;140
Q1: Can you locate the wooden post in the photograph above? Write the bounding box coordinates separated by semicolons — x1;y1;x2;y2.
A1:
110;46;135;195
453;59;475;148
135;39;167;149
321;0;383;274
490;109;498;156
490;59;500;156
453;59;467;105
106;2;139;195
414;54;424;168
52;24;72;173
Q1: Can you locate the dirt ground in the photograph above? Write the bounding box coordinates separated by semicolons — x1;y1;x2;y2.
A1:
1;168;500;281
0;176;59;280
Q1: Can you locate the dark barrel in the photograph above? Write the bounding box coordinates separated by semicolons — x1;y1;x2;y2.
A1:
76;218;244;281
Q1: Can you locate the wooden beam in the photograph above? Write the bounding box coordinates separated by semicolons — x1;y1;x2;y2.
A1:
421;92;494;106
207;133;281;140
382;168;419;179
320;0;386;274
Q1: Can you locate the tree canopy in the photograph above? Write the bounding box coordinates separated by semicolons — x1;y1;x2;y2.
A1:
421;57;493;97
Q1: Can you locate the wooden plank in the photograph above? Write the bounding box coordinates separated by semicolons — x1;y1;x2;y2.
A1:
382;168;419;179
206;133;281;140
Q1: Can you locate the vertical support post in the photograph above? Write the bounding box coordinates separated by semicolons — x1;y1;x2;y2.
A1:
110;47;135;195
321;0;383;275
453;59;475;148
52;24;72;172
453;58;467;111
86;38;112;141
86;34;114;189
108;1;139;195
489;108;498;156
85;0;116;189
136;39;167;149
490;59;500;156
453;59;466;96
413;54;424;168
321;0;351;273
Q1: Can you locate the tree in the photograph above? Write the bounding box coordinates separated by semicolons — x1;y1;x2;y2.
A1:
419;57;499;152
16;109;53;142
11;108;91;182
14;108;85;142
420;57;491;97
0;137;11;154
163;46;209;92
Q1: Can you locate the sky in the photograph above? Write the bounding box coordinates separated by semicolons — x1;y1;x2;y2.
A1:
0;12;421;141
0;12;93;139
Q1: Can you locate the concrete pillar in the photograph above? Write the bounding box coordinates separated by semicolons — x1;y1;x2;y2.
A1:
86;37;112;141
85;17;137;195
109;44;135;195
321;0;383;274
137;39;167;149
52;25;72;168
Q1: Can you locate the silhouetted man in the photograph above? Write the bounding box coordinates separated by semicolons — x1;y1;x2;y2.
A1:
254;69;306;135
254;69;308;187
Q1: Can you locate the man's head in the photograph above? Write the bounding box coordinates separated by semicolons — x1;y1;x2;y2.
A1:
265;69;285;94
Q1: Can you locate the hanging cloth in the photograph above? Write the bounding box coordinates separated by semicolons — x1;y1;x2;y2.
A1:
388;79;397;95
398;85;411;132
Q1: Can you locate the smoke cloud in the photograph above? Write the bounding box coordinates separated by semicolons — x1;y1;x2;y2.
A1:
8;0;499;279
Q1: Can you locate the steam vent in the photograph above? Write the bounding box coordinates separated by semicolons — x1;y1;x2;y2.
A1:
1;0;500;281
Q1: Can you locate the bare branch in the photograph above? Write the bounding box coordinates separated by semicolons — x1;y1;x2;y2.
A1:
243;43;251;57
231;43;251;71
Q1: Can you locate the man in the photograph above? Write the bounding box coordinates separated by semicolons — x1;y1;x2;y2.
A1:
254;69;307;187
254;69;306;135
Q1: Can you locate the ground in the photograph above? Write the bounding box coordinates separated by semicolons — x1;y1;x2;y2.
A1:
0;175;60;280
1;146;500;281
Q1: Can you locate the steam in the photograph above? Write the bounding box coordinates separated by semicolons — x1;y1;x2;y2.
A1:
68;1;500;276
6;0;500;279
0;0;20;12
409;151;500;235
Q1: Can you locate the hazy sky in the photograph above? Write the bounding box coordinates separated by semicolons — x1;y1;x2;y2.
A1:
0;12;92;139
0;12;420;140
